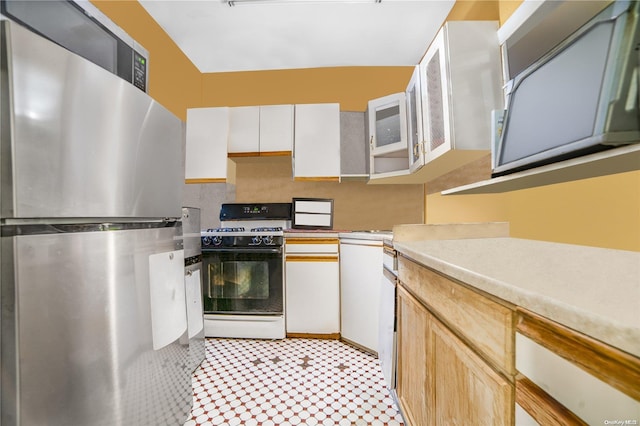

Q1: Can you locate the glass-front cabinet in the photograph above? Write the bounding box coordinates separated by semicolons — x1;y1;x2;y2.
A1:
419;21;503;166
406;66;425;173
368;92;410;179
420;25;451;163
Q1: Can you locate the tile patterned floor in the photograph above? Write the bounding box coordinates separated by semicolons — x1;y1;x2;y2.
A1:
184;338;404;426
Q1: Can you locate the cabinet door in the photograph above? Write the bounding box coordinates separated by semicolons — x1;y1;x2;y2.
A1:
397;287;431;426
294;103;340;181
259;105;293;154
339;240;383;352
367;92;410;179
185;107;229;183
285;258;340;334
228;106;260;154
406;66;425;173
431;318;513;426
420;28;451;163
340;111;367;178
420;21;502;170
368;92;408;156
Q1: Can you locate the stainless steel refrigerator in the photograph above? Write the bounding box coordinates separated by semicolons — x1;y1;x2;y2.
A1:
1;20;194;425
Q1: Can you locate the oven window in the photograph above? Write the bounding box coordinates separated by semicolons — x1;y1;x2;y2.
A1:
210;261;269;299
203;250;283;315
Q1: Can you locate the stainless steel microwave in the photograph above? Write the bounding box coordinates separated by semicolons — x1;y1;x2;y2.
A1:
493;0;640;177
0;0;148;92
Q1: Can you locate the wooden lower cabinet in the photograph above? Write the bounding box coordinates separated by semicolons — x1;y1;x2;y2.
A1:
431;318;513;425
395;254;640;426
397;286;514;426
397;286;431;426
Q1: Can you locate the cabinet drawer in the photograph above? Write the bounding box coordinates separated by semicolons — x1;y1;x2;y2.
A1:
285;238;339;254
398;255;515;376
383;246;397;272
515;332;640;425
516;308;640;424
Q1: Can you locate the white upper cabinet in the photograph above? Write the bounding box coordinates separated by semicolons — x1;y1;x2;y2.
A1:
185;107;229;183
367;92;410;180
294;103;341;181
368;92;408;156
406;65;425;173
228;105;293;156
259;104;294;154
228;106;260;154
419;21;503;176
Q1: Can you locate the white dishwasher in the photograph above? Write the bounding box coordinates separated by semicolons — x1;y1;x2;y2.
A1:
339;235;385;354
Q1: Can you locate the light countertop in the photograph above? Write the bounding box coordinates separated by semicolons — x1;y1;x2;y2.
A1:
284;230;392;241
338;231;392;242
284;229;340;239
394;237;640;357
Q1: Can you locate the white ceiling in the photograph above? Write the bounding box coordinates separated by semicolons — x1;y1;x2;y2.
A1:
139;0;456;73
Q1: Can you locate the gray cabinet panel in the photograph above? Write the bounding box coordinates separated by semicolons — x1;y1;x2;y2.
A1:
340;111;367;177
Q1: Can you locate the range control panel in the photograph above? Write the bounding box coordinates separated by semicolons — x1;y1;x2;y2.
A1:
220;203;292;221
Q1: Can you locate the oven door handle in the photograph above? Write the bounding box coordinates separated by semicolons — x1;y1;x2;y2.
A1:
203;248;283;254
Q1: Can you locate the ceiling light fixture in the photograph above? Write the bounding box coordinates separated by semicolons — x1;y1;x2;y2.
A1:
225;0;381;6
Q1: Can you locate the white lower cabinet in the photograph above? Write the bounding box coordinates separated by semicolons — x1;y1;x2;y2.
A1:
285;238;340;335
339;238;383;353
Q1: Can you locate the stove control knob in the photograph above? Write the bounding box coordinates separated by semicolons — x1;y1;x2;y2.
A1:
202;237;211;246
263;235;274;245
212;236;223;246
252;236;263;245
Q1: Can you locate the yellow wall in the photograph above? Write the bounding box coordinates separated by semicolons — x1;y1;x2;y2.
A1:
202;67;413;112
95;0;640;250
508;172;640;250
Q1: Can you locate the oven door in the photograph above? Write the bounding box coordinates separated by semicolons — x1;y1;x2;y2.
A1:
202;247;283;315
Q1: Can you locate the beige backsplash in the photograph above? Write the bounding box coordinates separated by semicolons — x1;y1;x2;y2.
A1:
393;222;510;242
233;156;424;230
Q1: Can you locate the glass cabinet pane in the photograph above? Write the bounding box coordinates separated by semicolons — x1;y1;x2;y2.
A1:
406;65;423;170
375;104;402;148
408;85;420;163
426;51;446;152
